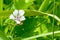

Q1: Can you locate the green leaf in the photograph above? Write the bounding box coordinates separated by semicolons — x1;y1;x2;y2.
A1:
0;31;10;40
14;0;25;9
0;0;3;12
14;0;34;9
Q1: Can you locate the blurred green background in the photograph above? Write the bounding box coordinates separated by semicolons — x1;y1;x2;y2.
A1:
0;0;60;40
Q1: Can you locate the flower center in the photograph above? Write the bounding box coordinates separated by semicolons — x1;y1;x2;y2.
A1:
15;16;20;21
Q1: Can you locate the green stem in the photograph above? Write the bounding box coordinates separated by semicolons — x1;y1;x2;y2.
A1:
38;0;51;12
0;0;3;12
0;10;60;22
1;17;3;26
22;31;60;40
10;24;16;35
52;0;55;40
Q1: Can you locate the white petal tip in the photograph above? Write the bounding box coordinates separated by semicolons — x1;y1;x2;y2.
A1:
13;10;18;16
20;16;26;21
9;14;15;19
19;10;25;16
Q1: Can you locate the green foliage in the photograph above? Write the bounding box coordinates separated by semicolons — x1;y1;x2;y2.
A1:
0;31;10;40
14;0;34;9
0;0;60;40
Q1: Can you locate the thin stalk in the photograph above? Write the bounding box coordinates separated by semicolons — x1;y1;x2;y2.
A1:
0;10;60;22
10;24;16;35
1;17;3;26
47;3;58;13
22;31;60;40
38;0;51;12
52;0;55;40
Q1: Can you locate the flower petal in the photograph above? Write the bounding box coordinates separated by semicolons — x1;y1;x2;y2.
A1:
9;14;15;19
13;10;18;16
19;10;25;16
15;20;20;24
20;16;26;21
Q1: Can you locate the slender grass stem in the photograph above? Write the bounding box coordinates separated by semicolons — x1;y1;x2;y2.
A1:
52;0;55;40
1;17;3;26
0;10;60;22
22;31;60;40
10;24;16;35
38;0;51;12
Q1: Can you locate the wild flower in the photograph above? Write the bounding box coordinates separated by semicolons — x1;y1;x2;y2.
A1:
9;10;26;24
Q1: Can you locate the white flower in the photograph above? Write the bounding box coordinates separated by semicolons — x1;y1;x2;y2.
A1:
9;10;26;24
